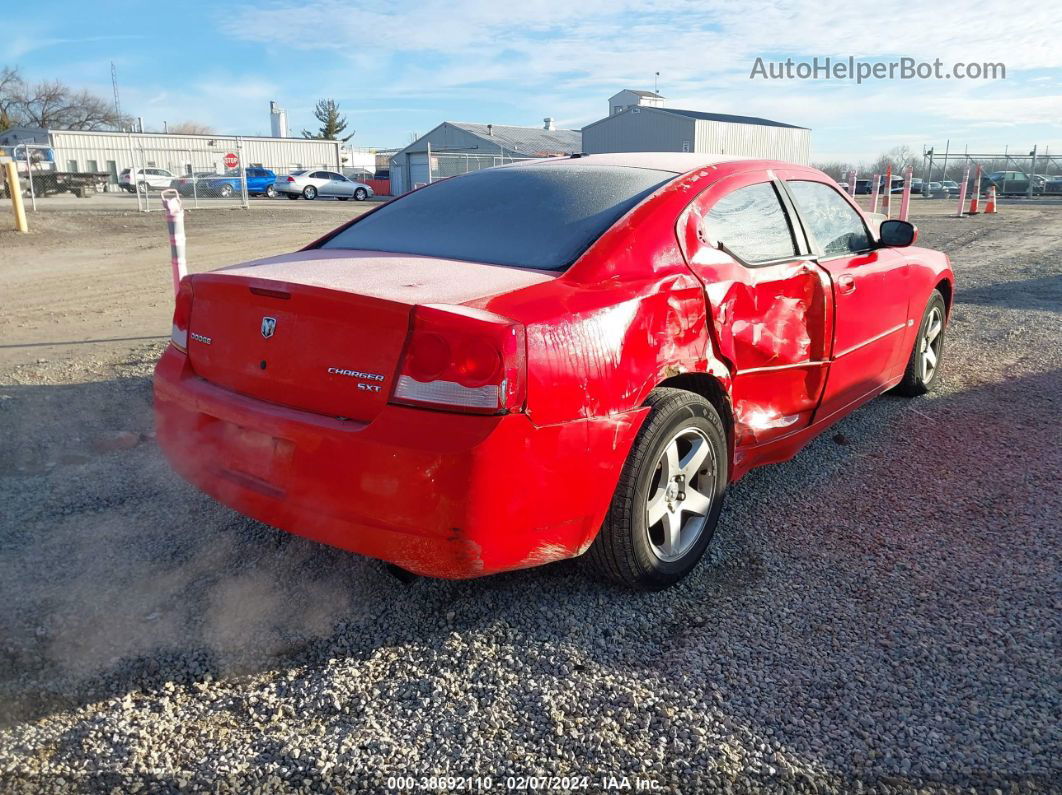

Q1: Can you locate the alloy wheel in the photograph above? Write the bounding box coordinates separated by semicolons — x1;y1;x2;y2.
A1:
645;427;717;562
921;306;944;382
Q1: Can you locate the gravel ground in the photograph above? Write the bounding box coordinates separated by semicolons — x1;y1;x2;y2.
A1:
0;208;1060;793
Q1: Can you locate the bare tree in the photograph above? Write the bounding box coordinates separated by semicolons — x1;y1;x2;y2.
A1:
867;145;918;177
168;121;214;135
0;66;21;131
0;66;128;130
811;160;856;181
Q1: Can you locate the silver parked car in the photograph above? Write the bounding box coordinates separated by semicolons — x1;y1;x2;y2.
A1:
275;169;374;201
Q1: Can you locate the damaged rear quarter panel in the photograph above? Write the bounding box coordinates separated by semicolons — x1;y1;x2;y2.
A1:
481;170;734;428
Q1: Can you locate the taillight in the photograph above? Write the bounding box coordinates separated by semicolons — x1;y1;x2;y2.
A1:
286;176;296;183
170;279;193;351
391;305;525;414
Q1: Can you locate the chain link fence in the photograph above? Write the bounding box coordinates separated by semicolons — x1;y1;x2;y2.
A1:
1;132;356;211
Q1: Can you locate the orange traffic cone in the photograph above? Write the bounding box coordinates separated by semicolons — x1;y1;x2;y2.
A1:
985;186;997;214
968;189;980;214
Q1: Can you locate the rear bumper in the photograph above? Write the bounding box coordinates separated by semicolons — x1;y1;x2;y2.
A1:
154;346;638;578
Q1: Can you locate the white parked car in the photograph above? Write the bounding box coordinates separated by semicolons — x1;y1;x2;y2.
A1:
119;167;176;193
275;169;374;201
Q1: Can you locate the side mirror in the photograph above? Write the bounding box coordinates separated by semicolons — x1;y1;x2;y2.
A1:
879;219;918;247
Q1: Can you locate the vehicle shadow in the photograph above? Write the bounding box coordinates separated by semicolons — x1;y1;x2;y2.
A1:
0;366;1058;790
954;273;1062;313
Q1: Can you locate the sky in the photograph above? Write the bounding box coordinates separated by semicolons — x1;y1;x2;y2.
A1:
5;0;1061;164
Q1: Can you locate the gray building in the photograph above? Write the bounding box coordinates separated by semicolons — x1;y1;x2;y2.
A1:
390;120;582;195
583;92;810;164
608;89;664;116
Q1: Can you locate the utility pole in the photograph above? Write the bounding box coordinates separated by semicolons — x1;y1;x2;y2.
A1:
1028;145;1037;198
111;62;122;129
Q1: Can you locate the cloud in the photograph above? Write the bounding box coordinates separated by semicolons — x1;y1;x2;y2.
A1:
209;0;1061;149
2;33;144;61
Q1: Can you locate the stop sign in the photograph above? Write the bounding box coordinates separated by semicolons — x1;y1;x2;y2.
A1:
223;152;239;169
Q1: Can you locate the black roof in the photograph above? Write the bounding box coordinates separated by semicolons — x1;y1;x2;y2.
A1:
656;108;807;129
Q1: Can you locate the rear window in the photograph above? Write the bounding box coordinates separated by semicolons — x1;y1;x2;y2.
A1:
320;164;675;270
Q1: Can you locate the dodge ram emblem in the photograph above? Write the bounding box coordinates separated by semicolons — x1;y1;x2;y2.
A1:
261;317;277;339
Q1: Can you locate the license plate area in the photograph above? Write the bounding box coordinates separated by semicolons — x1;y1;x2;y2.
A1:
216;421;294;484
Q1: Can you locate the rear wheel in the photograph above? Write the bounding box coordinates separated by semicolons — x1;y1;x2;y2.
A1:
303;186;317;200
895;290;947;396
265;184;277;199
583;388;728;589
354;188;368;201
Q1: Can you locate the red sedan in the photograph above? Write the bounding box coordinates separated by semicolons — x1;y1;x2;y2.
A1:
155;153;953;588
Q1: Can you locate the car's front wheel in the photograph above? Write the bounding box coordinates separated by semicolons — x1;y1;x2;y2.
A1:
354;188;368;201
583;388;728;589
895;290;947;396
303;186;317;200
218;183;234;198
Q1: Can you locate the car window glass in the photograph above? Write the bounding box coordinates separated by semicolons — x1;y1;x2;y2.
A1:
333;173;347;181
704;182;797;263
322;164;674;271
787;180;871;256
309;171;323;179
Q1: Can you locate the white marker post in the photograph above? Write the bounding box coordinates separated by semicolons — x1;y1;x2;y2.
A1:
161;189;187;296
847;169;857;198
870;173;882;214
956;165;971;217
883;165;893;218
899;166;913;221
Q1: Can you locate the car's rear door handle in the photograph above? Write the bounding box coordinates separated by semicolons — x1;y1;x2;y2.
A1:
837;274;856;294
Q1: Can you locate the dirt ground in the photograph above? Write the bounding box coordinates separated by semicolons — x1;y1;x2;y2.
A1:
0;202;370;368
0;203;1059;790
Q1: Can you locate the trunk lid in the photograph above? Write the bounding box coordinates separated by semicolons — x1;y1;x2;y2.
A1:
186;249;555;422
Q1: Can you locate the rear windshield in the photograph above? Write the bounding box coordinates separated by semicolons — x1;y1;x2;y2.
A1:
319;164;675;270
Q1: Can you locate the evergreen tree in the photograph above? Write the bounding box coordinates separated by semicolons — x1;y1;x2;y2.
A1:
302;99;354;141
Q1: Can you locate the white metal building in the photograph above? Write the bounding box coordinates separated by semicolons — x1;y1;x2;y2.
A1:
583;91;811;164
0;127;347;186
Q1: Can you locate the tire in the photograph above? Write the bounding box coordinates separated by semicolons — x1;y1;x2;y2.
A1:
218;183;234;199
583;388;728;589
303;186;317;200
895;290;947;396
265;185;277;199
354;188;368;201
286;193;299;200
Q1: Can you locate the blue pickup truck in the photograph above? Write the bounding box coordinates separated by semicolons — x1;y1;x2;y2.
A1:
184;167;278;199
